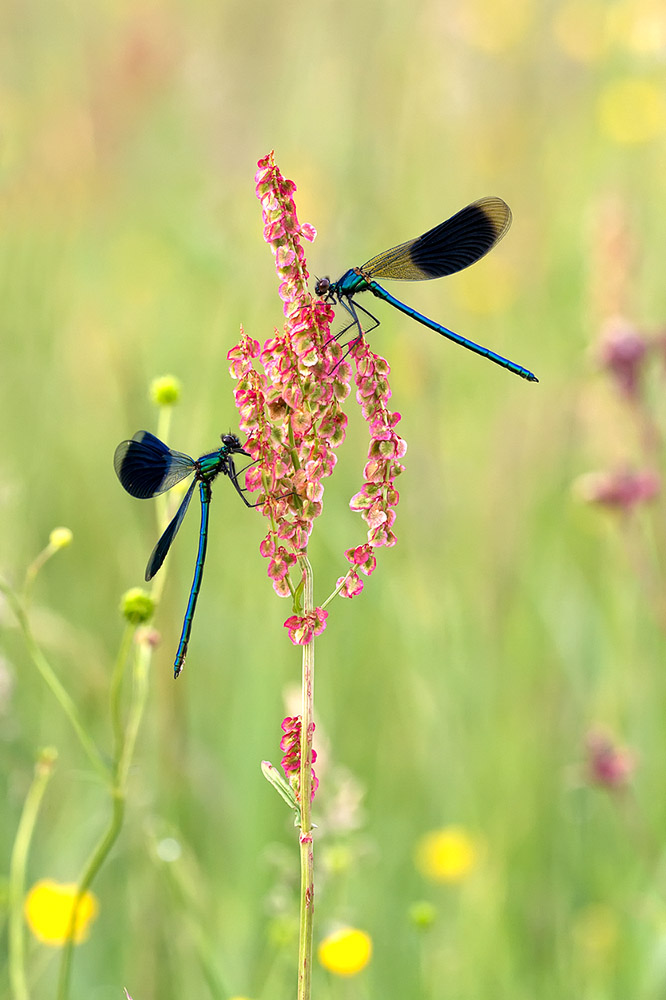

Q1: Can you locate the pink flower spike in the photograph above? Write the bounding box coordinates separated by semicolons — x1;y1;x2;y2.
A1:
229;151;407;618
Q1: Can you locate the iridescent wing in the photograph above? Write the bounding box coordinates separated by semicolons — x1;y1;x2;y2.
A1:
145;479;198;581
114;430;196;499
361;198;512;281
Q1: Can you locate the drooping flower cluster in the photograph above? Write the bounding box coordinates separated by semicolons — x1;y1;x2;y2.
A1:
280;715;318;801
340;341;406;597
227;152;406;637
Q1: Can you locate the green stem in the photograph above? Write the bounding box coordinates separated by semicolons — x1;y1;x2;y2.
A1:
56;632;153;1000
22;545;55;606
8;749;58;1000
117;637;151;789
0;578;109;785
150;404;175;608
320;569;354;610
109;625;136;761
56;791;125;1000
297;556;315;1000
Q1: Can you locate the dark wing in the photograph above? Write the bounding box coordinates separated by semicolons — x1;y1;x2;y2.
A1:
361;197;512;281
145;479;197;581
114;430;196;499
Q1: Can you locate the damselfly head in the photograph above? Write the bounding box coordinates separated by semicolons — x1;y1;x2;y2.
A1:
314;276;331;298
220;432;250;456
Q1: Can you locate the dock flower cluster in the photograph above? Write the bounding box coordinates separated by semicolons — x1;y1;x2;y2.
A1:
280;715;318;802
227;152;406;640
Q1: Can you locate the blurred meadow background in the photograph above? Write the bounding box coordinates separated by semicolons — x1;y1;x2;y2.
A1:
2;0;666;997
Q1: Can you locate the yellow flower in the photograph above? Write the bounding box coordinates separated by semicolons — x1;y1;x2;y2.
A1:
414;826;479;883
553;0;609;62
318;927;372;976
598;78;666;144
150;375;181;407
24;880;99;946
607;0;666;55
48;527;73;550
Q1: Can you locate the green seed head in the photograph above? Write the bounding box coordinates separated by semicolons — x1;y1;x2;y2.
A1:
150;375;182;407
120;588;155;625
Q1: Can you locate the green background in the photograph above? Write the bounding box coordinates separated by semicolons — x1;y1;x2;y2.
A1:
2;0;666;996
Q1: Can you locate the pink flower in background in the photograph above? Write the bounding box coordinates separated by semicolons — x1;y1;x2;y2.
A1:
576;468;660;511
585;729;636;790
596;317;649;400
228;151;406;627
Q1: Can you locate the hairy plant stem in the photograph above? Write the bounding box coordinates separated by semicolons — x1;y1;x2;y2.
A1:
297;555;315;1000
8;749;57;1000
56;635;152;1000
0;579;108;784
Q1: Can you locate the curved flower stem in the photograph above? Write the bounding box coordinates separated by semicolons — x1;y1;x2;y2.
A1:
297;555;315;1000
320;570;355;610
117;636;151;789
8;748;58;1000
56;790;125;1000
56;633;153;1000
0;578;109;785
110;625;136;761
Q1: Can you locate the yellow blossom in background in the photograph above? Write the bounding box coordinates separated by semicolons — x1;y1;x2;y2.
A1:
24;880;99;946
48;527;73;550
598;78;666;144
452;0;534;52
452;256;517;316
318;927;372;976
607;0;666;54
553;0;609;62
415;826;479;883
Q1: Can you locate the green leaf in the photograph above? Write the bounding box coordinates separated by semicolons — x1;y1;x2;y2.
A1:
261;760;298;813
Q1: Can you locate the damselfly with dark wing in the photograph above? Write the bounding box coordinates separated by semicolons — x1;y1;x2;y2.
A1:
315;197;537;382
114;430;252;677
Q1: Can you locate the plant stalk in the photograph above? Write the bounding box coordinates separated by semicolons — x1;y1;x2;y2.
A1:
297;556;315;1000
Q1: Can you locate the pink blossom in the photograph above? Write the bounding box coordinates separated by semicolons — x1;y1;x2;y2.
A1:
576;468;660;510
280;715;318;801
585;729;636;789
336;572;365;598
596;317;648;400
284;607;328;646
